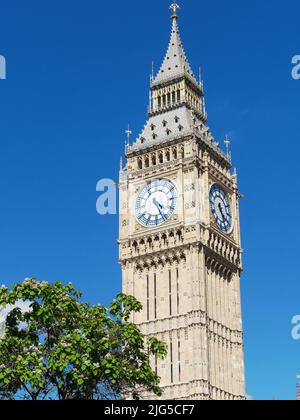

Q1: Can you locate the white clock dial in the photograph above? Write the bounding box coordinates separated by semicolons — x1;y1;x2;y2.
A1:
136;179;177;227
210;184;232;234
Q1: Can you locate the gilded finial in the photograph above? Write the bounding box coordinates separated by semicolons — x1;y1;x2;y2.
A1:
125;125;132;144
224;135;231;159
202;97;206;117
199;67;204;90
170;1;180;18
125;124;132;153
150;61;154;83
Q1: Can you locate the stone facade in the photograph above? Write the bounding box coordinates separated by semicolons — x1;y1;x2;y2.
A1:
118;3;246;401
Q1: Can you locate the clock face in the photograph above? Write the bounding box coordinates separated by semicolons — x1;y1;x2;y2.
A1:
210;184;232;234
136;179;177;227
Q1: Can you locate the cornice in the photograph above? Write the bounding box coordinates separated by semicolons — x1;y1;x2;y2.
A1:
208;165;234;191
127;134;232;178
120;243;189;267
151;75;204;96
204;245;241;274
137;310;243;343
207;225;241;251
126;134;193;159
128;158;184;179
142;380;245;401
194;132;231;170
119;222;242;272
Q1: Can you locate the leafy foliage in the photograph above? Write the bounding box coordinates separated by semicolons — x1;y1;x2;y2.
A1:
0;279;167;400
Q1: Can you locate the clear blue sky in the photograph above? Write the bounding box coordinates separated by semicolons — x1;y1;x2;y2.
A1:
0;0;299;400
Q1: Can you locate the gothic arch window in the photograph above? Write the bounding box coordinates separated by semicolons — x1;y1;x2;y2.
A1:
138;158;143;170
177;90;181;102
173;256;179;265
132;241;138;252
145;156;150;168
172;147;178;160
165;149;170;162
158;152;163;164
167;93;171;105
158;96;162;109
165;257;172;267
180;146;185;159
180;254;186;264
176;230;182;241
151;154;156;166
150;261;156;270
162;234;167;245
172;91;176;104
147;237;153;249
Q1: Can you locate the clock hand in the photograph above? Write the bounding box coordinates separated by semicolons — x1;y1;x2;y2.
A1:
153;198;164;210
218;202;226;221
153;198;166;220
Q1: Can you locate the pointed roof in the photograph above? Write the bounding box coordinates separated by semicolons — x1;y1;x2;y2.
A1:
152;5;198;88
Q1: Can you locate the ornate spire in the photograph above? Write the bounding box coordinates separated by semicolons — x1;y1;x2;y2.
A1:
152;2;198;88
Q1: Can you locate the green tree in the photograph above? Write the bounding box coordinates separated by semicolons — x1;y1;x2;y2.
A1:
0;279;167;400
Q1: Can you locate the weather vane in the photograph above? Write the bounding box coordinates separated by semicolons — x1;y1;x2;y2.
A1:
170;1;180;17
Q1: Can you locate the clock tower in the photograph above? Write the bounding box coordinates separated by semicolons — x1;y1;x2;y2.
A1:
119;2;246;400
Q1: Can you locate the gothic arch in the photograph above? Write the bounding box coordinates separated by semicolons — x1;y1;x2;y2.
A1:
138;157;143;170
